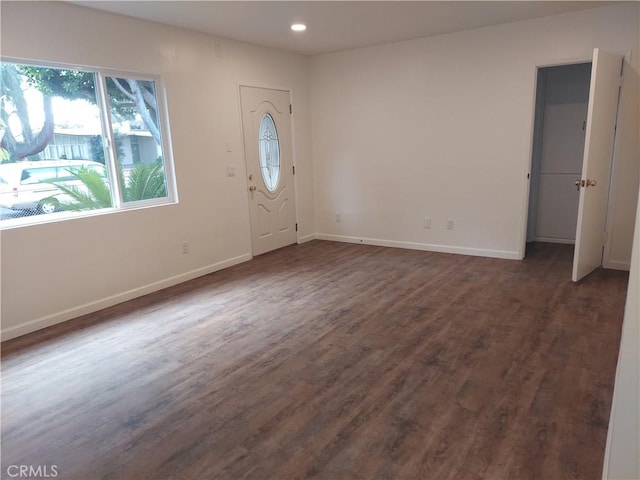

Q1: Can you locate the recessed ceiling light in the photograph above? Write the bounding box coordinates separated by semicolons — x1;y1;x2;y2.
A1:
291;24;307;32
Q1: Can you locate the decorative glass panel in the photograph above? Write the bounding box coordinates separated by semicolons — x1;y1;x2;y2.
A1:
258;113;280;192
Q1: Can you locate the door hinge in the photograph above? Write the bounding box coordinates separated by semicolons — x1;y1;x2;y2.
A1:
295;223;298;232
619;75;624;87
292;165;295;175
289;104;292;114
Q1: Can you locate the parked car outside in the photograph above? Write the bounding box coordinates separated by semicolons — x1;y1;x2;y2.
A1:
0;160;107;215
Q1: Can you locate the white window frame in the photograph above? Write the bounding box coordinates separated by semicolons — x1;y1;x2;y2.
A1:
0;58;178;228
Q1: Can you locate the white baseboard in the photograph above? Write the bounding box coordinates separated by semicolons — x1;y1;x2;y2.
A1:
533;236;575;245
297;233;317;244
604;259;631;271
315;233;520;260
1;253;252;342
0;235;531;341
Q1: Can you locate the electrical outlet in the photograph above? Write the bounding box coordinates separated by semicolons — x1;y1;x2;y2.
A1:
181;241;190;254
446;219;454;230
424;217;431;229
335;212;342;223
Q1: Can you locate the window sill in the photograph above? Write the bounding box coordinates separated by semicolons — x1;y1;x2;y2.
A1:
0;198;178;231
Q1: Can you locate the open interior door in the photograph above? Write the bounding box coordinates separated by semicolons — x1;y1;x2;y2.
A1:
572;49;624;282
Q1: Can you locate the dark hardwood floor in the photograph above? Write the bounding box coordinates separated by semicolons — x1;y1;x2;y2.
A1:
1;241;629;480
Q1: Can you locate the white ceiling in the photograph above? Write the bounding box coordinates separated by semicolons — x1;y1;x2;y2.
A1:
73;1;615;56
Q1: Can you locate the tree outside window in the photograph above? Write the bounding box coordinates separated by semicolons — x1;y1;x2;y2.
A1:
0;61;174;222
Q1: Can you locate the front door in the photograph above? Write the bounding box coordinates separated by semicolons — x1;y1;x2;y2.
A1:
572;49;624;281
240;86;297;256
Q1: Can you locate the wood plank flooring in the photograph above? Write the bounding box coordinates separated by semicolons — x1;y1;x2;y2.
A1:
1;241;629;480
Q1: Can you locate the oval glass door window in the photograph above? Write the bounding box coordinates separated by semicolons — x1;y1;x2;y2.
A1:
258;113;280;191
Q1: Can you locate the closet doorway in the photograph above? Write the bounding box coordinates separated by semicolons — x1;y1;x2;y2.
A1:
527;62;592;245
526;49;624;281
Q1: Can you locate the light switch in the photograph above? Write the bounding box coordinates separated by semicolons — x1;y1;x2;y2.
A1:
226;166;235;177
225;142;232;152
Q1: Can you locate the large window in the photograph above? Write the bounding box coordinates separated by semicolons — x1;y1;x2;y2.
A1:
0;61;175;225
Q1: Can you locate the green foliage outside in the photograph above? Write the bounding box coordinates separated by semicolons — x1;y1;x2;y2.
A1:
52;166;113;211
19;66;98;103
51;161;167;211
124;161;166;202
89;135;105;164
0;147;9;163
1;63;160;162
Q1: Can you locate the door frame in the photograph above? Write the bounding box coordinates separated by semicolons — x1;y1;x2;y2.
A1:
519;53;616;261
602;50;633;270
237;81;300;256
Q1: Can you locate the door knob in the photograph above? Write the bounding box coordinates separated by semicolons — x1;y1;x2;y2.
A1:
249;185;256;192
586;179;597;187
574;179;585;191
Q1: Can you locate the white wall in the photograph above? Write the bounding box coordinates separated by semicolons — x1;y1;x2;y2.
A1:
603;184;640;480
310;3;639;262
0;1;313;339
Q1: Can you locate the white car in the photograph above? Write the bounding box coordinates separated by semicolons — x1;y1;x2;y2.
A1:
0;160;106;214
